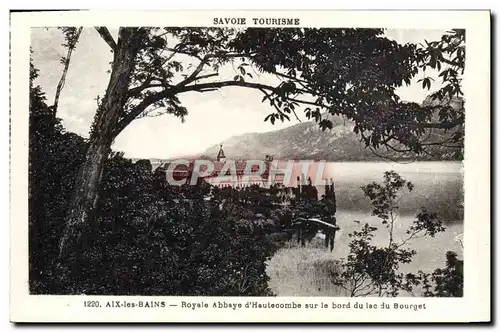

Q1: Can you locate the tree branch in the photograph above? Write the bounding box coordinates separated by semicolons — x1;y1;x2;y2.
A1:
53;27;83;115
437;57;462;68
114;93;173;137
176;52;252;87
127;77;171;98
273;71;309;84
165;47;203;61
192;73;219;81
116;75;462;142
259;88;284;116
115;80;275;137
95;27;117;51
177;55;211;87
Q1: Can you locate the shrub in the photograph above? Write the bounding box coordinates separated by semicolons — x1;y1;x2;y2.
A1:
331;171;462;297
29;64;277;296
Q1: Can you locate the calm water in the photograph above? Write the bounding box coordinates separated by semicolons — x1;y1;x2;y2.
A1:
307;161;464;273
330;161;464;271
267;161;464;296
312;161;464;222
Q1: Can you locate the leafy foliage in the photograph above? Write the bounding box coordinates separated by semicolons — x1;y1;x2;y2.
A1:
32;27;467;295
30;151;280;295
77;27;466;155
402;250;464;297
29;57;87;292
49;27;467;258
232;28;465;155
29;62;280;296
428;251;464;297
331;171;459;297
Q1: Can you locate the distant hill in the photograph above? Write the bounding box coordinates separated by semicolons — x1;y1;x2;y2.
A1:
199;97;463;162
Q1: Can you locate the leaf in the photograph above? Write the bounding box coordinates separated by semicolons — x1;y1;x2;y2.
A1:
429;57;436;69
247;73;253;79
305;107;311;119
422;77;431;90
319;119;333;131
239;67;246;75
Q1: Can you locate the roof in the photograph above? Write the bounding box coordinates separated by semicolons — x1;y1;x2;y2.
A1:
217;144;226;160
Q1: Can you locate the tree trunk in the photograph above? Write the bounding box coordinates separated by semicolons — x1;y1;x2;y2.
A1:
59;28;144;259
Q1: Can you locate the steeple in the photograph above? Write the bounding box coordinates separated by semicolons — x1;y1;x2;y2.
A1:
216;144;226;162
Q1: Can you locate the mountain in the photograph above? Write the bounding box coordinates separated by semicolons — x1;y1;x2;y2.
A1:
200;98;463;162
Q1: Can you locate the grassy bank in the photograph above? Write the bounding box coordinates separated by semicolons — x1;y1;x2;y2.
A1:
266;238;347;296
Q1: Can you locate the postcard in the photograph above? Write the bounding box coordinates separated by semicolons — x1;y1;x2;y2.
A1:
10;10;490;323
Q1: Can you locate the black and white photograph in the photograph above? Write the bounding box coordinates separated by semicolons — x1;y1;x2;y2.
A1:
9;10;490;323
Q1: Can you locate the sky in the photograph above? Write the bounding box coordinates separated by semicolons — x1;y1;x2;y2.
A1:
30;28;447;159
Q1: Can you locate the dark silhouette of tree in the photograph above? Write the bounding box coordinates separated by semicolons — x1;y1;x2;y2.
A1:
29;56;87;291
52;27;83;115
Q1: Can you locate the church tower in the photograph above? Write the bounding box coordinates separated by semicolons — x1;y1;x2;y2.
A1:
216;144;226;163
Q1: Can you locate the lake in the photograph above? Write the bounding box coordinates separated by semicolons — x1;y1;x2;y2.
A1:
266;161;464;296
319;161;464;222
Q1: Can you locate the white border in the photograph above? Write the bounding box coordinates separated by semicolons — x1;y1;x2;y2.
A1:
9;10;491;323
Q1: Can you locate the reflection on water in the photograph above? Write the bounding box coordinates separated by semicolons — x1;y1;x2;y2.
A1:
318;162;464;289
267;161;464;297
